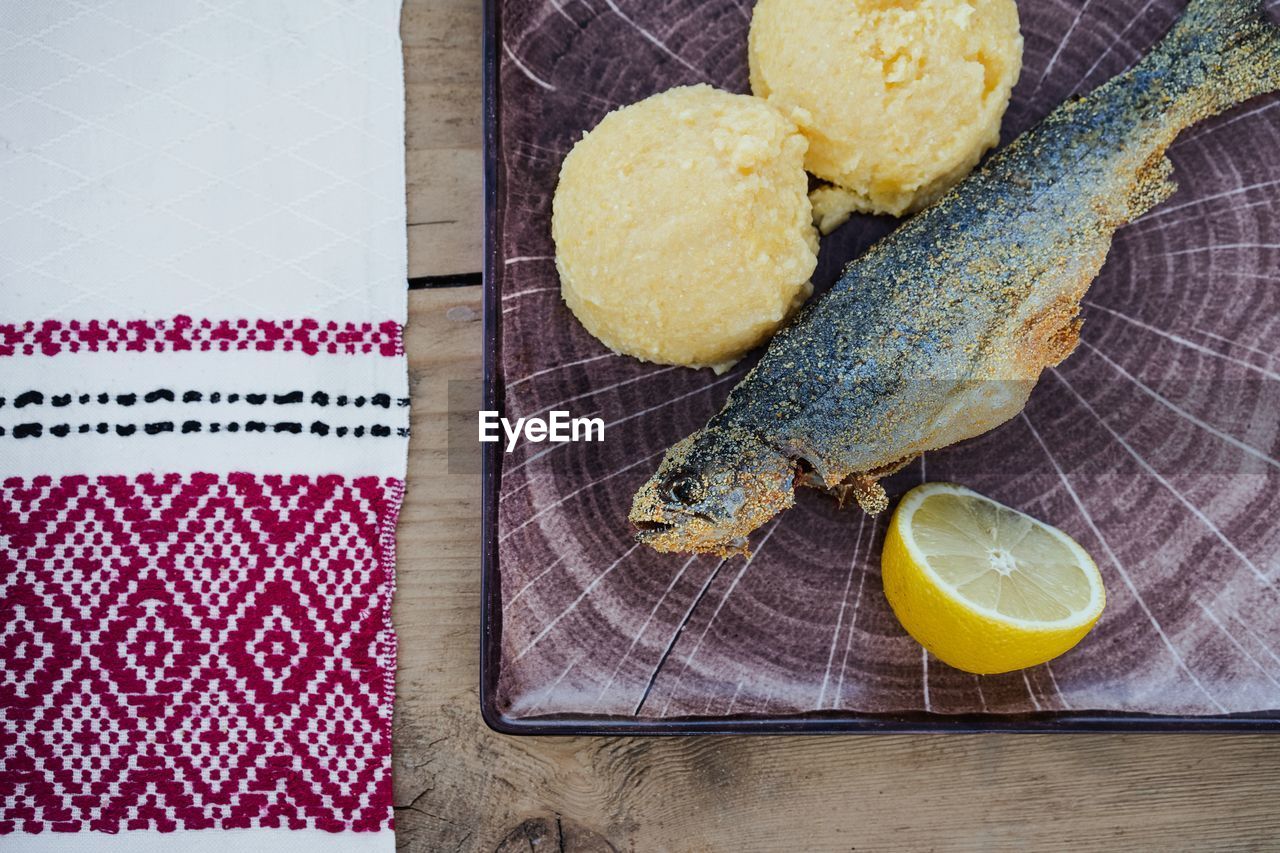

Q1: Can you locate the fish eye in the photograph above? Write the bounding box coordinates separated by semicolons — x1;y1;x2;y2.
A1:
663;474;703;505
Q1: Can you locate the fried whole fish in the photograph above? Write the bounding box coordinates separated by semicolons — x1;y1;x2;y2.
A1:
630;0;1280;556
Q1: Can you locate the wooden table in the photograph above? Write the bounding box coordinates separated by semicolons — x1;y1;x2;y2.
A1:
394;2;1280;849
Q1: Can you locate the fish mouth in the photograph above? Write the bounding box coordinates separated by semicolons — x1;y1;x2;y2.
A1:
632;507;723;541
633;519;675;540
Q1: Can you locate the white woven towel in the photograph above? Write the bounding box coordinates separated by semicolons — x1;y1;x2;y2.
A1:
0;2;407;850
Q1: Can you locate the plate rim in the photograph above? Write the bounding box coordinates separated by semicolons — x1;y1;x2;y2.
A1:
475;0;1280;736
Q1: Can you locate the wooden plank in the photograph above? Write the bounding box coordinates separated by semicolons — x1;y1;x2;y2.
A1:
407;148;484;280
402;0;484;279
394;286;1280;852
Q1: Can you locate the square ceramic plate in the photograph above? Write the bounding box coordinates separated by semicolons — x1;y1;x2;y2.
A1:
480;0;1280;734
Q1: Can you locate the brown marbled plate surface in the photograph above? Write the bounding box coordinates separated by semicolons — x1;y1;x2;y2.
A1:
487;0;1280;726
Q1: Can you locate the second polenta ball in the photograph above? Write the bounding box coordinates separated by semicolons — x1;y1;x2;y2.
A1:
750;0;1023;223
552;85;819;373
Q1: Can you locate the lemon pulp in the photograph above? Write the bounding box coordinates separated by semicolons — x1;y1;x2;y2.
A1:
881;483;1105;674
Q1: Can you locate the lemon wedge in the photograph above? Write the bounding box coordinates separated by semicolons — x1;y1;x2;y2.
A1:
881;483;1106;675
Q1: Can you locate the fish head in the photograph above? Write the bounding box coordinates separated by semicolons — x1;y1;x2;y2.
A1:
629;425;795;556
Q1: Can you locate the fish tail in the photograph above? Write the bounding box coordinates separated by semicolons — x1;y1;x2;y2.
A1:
1143;0;1280;117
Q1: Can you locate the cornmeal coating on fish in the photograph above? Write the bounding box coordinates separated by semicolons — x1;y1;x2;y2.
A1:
631;0;1280;556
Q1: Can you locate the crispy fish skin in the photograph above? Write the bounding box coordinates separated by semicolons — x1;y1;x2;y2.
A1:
632;0;1280;556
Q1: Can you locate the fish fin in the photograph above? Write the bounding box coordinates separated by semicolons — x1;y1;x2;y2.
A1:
1145;0;1280;117
814;457;916;514
802;471;889;513
849;477;889;516
1123;153;1179;222
845;458;917;514
799;472;861;509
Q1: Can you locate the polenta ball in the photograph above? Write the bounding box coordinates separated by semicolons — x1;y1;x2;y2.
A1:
750;0;1023;222
552;85;819;373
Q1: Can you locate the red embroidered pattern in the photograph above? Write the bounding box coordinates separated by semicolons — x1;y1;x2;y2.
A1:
0;474;400;834
0;317;404;357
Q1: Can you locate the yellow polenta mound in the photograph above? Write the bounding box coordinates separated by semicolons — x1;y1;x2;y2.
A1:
750;0;1023;221
552;85;819;372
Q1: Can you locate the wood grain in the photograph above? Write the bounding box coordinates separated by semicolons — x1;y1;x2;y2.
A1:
403;0;483;278
490;0;1280;722
394;287;1280;852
